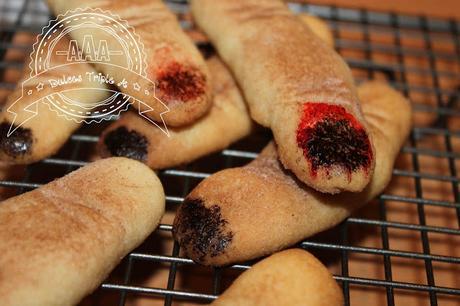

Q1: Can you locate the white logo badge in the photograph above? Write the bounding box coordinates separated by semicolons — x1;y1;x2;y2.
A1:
8;8;170;137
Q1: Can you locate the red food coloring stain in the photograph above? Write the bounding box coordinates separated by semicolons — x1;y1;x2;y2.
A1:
156;61;206;103
296;103;372;178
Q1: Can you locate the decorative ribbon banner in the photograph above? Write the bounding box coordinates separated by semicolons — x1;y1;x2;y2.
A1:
7;6;172;138
7;62;170;137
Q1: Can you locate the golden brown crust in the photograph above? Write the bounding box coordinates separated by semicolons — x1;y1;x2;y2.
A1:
211;249;343;306
191;0;375;193
0;157;165;306
0;37;108;164
173;81;412;266
47;0;212;127
97;56;252;168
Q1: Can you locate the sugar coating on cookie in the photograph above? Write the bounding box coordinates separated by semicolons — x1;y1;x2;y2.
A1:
296;103;373;179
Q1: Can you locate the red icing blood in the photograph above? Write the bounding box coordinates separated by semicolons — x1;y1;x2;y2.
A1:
296;102;372;178
156;61;206;103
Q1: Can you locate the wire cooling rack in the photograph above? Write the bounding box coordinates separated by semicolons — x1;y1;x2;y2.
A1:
1;0;459;305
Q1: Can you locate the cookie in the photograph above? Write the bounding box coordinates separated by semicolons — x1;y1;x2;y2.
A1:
211;249;343;306
191;0;375;193
0;157;165;306
0;36;108;164
173;81;412;266
47;0;212;127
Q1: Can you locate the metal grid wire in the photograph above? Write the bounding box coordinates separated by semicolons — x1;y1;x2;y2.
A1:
1;0;459;305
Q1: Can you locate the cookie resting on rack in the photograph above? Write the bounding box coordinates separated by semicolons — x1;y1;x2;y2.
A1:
47;0;212;127
0;157;165;306
173;81;412;266
191;0;375;193
211;249;343;306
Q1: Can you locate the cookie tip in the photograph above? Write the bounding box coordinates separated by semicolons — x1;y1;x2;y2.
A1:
156;62;207;103
103;126;148;162
0;122;33;158
173;197;233;265
296;102;373;178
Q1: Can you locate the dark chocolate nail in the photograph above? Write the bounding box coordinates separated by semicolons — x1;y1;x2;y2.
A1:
173;198;233;263
297;103;372;177
0;122;33;158
103;126;148;162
